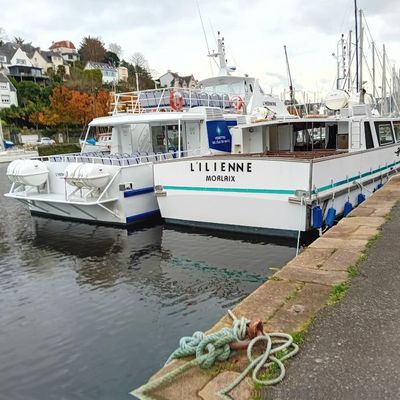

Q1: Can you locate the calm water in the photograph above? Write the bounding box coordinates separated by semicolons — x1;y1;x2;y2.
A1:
0;162;296;400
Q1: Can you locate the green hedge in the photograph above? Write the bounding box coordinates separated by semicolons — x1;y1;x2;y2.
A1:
38;143;81;157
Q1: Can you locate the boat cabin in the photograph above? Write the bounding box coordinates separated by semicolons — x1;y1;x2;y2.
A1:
231;108;400;157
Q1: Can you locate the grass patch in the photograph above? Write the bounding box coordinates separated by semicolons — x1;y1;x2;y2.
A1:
328;282;349;305
347;264;359;278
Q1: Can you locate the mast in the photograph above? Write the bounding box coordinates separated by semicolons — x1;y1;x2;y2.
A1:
359;9;364;103
284;45;295;105
354;0;359;92
348;30;352;91
372;41;376;98
209;32;229;76
382;44;387;115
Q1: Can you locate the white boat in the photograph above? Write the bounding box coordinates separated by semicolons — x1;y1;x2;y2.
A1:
154;99;400;237
4;106;239;226
4;33;289;227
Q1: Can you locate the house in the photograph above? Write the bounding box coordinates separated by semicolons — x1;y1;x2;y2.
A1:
49;40;80;63
0;43;45;82
159;70;198;89
117;66;128;82
31;49;70;76
0;72;18;109
85;61;117;85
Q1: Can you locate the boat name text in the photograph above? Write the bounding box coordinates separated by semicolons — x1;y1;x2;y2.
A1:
190;161;252;173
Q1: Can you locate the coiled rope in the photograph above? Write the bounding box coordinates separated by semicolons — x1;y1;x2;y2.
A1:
130;311;299;399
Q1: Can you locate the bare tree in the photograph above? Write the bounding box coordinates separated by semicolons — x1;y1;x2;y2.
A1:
130;52;149;70
13;36;25;46
0;27;7;45
108;42;122;58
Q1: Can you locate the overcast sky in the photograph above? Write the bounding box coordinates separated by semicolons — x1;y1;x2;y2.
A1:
2;0;400;98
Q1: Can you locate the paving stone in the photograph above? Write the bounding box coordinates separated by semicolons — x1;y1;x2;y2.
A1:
198;371;253;400
309;237;368;250
321;248;364;271
371;208;394;217
225;280;300;326
348;207;375;217
339;216;386;228
323;224;360;238
275;265;347;286
286;248;335;269
265;283;331;333
142;359;212;400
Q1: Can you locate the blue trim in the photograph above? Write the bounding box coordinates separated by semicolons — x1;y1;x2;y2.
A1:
314;160;400;194
126;210;160;224
123;187;154;198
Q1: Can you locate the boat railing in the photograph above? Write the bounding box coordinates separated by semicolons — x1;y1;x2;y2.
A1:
43;149;202;166
110;88;235;115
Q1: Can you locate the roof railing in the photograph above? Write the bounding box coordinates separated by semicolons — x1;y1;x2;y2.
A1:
110;87;237;115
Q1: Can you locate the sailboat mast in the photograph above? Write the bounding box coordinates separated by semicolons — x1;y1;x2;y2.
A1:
284;45;295;105
354;0;359;92
359;9;364;103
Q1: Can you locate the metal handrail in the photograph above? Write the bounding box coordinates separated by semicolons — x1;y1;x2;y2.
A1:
111;87;235;115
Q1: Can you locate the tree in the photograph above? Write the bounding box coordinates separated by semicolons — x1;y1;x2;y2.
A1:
13;36;25;46
108;43;122;58
79;36;107;63
104;51;119;67
0;27;7;46
130;52;149;70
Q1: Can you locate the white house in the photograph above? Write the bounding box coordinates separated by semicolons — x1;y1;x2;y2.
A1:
159;70;198;89
85;61;118;85
49;40;80;63
0;43;45;81
0;72;18;109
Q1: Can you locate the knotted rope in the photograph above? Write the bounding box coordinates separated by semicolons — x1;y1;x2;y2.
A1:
130;311;298;399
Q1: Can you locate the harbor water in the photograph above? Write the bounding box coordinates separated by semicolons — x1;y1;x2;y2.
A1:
0;163;297;399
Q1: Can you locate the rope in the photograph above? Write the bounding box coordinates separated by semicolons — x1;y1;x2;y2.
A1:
130;311;299;399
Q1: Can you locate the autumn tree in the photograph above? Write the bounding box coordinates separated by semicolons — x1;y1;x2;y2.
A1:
79;36;107;63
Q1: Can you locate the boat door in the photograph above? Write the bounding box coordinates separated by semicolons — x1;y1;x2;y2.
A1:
185;122;201;154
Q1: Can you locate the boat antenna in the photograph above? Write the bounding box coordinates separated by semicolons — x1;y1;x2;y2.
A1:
196;0;214;75
284;45;295;106
354;0;359;92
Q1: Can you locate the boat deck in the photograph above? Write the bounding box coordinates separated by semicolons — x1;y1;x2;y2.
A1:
199;149;348;161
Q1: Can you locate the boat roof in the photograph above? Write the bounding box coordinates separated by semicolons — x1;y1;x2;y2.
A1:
200;75;256;87
235;115;400;130
89;111;205;127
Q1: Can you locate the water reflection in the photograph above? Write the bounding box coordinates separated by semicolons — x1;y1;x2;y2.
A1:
0;163;297;400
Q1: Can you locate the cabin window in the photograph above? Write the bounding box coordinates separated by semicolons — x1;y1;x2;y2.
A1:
374;122;394;146
393;122;400;142
364;122;374;149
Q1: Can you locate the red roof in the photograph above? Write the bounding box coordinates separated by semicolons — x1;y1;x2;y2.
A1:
49;40;76;50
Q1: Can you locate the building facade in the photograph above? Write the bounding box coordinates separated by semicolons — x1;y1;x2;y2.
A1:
49;40;80;63
0;72;18;109
85;61;118;84
159;70;198;89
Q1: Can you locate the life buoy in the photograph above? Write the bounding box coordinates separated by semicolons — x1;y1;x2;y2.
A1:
169;90;183;111
230;95;244;111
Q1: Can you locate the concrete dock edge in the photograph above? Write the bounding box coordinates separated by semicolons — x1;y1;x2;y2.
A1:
133;175;400;400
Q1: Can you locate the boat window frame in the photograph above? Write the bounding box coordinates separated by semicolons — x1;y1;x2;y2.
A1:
392;121;400;142
364;121;374;149
374;121;395;146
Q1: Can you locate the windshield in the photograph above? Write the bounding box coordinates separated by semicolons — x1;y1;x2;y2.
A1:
202;81;244;96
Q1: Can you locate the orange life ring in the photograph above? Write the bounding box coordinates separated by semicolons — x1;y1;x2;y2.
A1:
230;95;244;111
169;90;183;111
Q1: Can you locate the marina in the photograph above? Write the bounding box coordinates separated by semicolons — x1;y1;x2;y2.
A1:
2;0;400;399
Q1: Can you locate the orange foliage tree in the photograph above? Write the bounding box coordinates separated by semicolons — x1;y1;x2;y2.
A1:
41;86;111;129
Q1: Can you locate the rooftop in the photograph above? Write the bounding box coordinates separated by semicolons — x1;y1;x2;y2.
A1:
49;40;76;50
